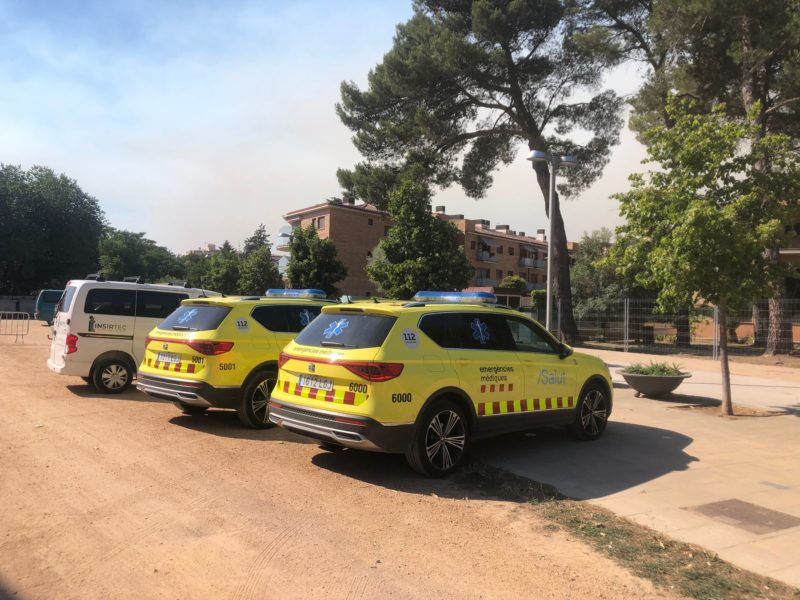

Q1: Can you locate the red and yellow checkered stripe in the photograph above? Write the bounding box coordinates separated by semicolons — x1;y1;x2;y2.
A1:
477;396;575;416
278;379;369;406
146;358;198;374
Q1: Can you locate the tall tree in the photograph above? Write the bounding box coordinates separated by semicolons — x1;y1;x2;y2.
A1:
612;99;798;414
571;228;627;318
0;164;105;294
205;241;241;295
242;224;271;257
366;181;473;299
285;226;347;297
98;229;184;282
238;226;282;295
180;253;211;289
337;0;624;343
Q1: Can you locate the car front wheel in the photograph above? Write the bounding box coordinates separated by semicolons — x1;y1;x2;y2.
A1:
571;383;609;440
405;399;468;477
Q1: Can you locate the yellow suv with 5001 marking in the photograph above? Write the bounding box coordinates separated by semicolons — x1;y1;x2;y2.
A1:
137;289;334;427
269;291;613;476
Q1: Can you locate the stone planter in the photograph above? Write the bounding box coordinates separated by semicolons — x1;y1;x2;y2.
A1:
620;372;692;398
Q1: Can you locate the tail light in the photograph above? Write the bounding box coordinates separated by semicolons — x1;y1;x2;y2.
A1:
186;340;234;355
66;334;78;354
278;352;290;368
342;362;404;382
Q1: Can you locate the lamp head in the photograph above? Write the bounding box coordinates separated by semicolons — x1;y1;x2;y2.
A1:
526;150;551;163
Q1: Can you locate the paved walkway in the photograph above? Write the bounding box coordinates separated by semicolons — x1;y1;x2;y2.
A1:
474;349;800;588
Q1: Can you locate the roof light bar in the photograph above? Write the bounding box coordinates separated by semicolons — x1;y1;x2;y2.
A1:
412;291;497;304
265;288;327;299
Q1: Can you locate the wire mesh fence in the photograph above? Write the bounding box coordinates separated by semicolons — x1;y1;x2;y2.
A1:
531;299;800;357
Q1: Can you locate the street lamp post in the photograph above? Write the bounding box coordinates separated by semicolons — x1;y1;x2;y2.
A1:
526;150;577;333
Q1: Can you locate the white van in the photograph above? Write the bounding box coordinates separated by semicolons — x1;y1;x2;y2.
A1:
47;278;217;394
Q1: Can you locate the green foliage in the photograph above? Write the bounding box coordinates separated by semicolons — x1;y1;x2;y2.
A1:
498;275;527;291
180;253;211;289
286;226;347;297
205;241;241;295
571;228;630;317
242;224;270;257
530;289;547;308
98;229;184;283
0;164;106;294
238;246;282;295
366;182;473;299
612;99;798;314
622;362;686;376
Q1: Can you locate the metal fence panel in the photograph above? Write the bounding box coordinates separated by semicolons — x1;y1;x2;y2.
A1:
0;312;31;342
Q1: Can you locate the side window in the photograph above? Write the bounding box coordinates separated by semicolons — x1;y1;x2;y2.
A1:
84;288;135;316
419;313;514;351
506;317;557;354
136;291;189;319
251;305;322;333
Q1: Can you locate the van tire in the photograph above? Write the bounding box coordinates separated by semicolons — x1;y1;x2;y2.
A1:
237;369;277;429
92;358;133;394
405;398;468;477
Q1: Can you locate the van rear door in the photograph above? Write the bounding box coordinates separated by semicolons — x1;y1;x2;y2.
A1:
49;285;77;367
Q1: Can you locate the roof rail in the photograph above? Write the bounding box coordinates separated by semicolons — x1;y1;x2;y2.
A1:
85;272;105;281
123;276;143;284
163;280;190;288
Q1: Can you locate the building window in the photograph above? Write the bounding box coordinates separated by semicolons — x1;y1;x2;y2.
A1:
317;216;326;230
365;291;371;297
508;270;513;277
470;240;476;250
496;270;503;279
509;246;514;256
497;245;503;254
368;218;373;226
532;274;538;283
366;251;372;258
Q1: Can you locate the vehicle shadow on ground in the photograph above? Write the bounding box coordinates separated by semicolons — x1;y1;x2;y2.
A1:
311;421;698;501
169;410;315;443
65;384;168;403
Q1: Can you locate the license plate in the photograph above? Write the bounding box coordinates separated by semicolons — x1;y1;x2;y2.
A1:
157;352;181;364
298;374;333;391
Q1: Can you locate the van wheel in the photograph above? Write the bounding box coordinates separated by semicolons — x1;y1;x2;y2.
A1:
173;402;208;416
93;358;133;394
405;398;468;477
237;370;276;429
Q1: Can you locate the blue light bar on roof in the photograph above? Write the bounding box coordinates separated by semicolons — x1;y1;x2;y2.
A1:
412;291;497;304
265;288;327;299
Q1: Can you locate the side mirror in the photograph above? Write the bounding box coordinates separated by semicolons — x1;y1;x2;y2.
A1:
558;343;573;360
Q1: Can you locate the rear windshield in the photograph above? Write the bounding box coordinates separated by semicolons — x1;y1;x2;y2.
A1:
159;304;231;331
56;286;77;314
294;313;396;349
40;291;62;303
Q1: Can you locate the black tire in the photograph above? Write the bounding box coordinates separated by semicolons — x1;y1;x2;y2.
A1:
237;369;277;429
173;402;208;416
81;376;92;384
92;358;133;394
571;383;610;440
405;398;468;477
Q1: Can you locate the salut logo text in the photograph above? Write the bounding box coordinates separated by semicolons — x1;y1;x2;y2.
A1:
537;369;565;385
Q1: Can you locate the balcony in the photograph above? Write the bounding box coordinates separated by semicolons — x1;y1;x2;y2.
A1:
476;250;496;263
519;257;546;269
476;277;498;287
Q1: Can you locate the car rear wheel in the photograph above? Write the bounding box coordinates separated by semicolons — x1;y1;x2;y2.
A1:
92;358;132;394
405;398;468;477
237;370;276;429
571;383;609;440
174;402;208;416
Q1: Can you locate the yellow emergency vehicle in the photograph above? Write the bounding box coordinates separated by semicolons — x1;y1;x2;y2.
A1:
269;291;613;476
137;289;334;428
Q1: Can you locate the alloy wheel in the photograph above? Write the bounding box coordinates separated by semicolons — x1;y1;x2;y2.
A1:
425;410;465;471
580;389;607;436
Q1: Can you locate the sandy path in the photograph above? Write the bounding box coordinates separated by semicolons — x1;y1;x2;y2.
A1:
0;326;680;599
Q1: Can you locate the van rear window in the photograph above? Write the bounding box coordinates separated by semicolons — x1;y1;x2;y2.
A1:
40;291;62;303
57;286;77;314
159;304;231;331
294;313;396;349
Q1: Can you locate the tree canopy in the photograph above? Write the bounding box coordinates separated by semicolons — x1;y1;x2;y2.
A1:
98;229;184;283
205;241;242;295
238;225;282;295
337;0;624;342
366;181;473;299
0;164;105;294
285;226;347;297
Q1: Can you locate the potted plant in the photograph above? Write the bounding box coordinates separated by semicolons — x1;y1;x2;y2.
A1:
620;362;691;398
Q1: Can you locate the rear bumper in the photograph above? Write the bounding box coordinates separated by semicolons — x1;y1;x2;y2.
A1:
47;357;90;377
268;399;414;454
136;374;239;408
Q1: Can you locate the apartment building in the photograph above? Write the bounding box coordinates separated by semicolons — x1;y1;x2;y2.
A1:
280;199;575;300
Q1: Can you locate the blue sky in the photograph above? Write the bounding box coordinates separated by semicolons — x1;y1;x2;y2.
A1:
1;0;646;253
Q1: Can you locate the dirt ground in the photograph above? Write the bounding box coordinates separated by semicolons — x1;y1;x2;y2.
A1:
0;326;681;600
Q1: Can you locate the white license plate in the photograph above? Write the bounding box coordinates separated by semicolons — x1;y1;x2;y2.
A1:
157;352;181;364
298;374;333;391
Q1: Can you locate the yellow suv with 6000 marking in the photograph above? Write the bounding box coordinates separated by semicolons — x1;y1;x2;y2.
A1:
137;289;334;427
269;291;613;476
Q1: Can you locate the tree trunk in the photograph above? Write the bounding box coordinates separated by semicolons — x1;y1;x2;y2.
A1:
718;302;734;416
752;302;767;349
675;308;690;348
766;292;792;355
531;161;580;345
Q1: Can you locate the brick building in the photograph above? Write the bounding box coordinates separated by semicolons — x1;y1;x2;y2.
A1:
279;199;576;300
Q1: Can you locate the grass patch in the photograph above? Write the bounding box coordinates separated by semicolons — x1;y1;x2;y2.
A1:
455;462;800;600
